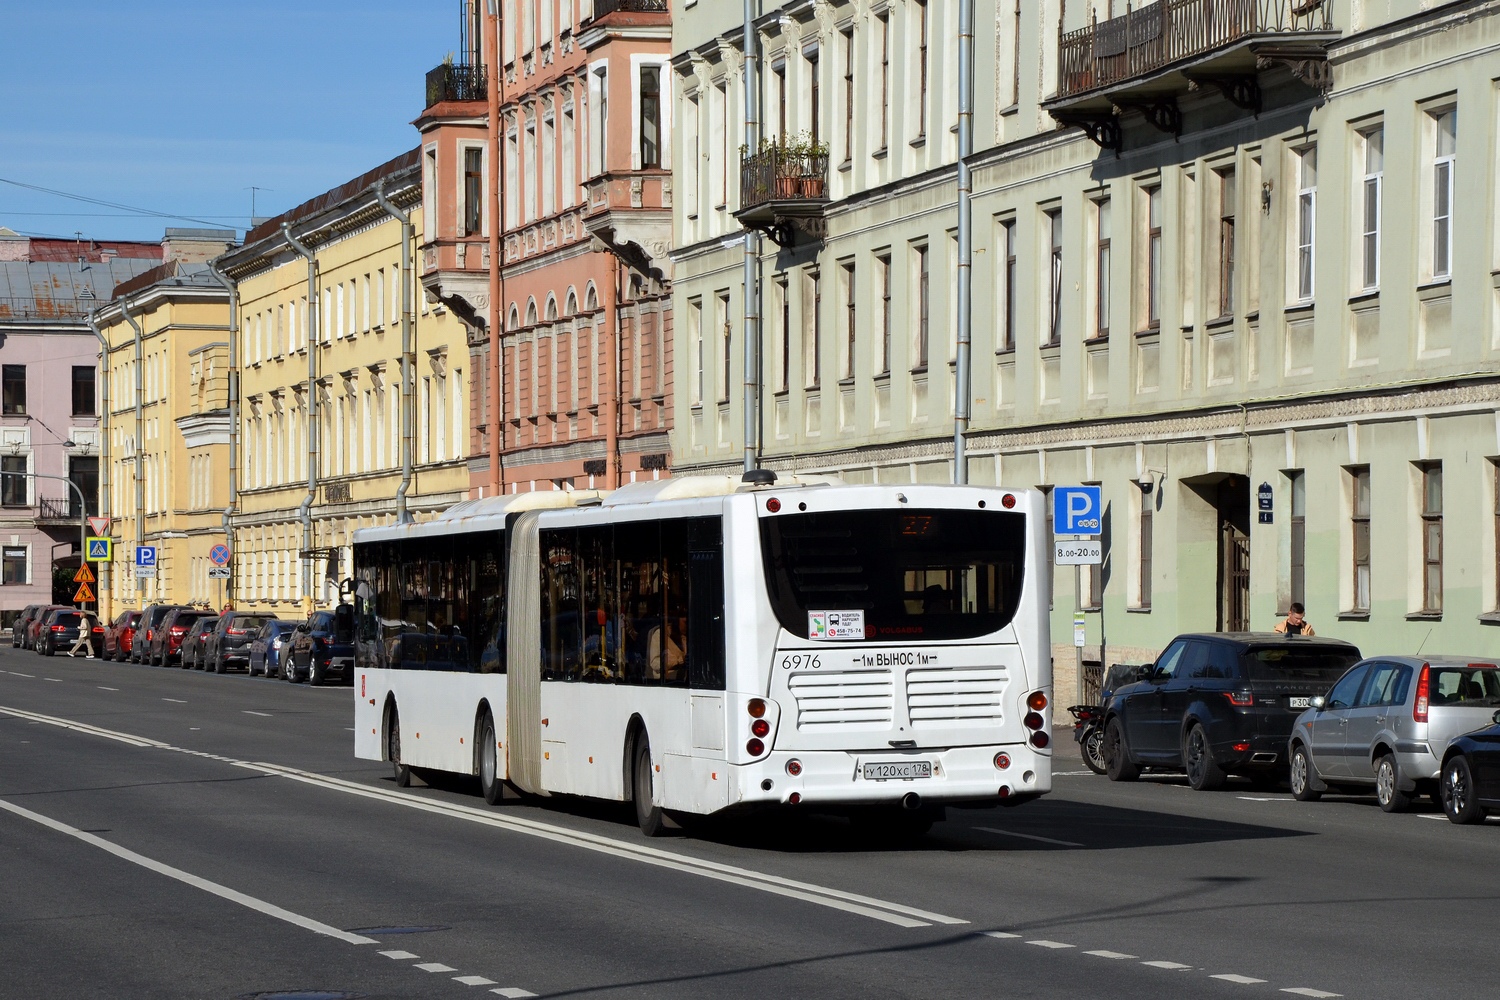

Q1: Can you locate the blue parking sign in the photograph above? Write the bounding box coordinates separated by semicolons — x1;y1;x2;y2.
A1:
1053;486;1103;536
136;545;157;567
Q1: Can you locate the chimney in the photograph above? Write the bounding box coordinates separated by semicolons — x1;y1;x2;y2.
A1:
161;227;238;264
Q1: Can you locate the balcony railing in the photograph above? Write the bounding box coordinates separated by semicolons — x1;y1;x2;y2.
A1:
1057;0;1334;100
592;0;669;15
0;296;94;321
36;495;96;522
739;146;830;214
425;63;487;106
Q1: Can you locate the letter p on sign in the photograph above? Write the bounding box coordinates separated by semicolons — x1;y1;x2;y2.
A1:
1053;486;1103;536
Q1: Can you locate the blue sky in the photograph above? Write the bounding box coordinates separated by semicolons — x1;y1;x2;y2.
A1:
0;1;457;242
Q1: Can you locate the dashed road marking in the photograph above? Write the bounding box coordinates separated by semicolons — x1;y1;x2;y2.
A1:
491;989;537;998
1084;950;1137;960
1282;989;1342;998
379;950;420;960
1213;974;1268;984
1027;940;1074;949
455;975;498;986
44;678;62;683
98;686;119;691
1237;796;1291;802
163;698;186;703
243;711;272;717
9;672;35;678
415;962;458;973
976;825;1084;848
1142;961;1193;970
982;931;1021;939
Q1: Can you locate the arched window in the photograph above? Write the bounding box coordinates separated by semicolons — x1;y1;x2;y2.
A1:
564;287;578;317
584;282;599;312
525;298;538;327
545;294;558;322
507;305;520;331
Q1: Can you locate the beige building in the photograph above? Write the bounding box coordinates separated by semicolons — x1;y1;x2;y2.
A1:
672;1;1500;704
92;245;237;622
215;152;471;615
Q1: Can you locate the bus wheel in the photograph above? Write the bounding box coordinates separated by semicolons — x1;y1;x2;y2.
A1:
479;712;504;805
632;734;667;838
388;707;412;788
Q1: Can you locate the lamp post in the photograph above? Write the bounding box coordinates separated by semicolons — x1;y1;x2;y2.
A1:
4;441;91;609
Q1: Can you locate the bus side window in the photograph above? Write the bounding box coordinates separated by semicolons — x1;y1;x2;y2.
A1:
687;518;726;691
541;528;582;682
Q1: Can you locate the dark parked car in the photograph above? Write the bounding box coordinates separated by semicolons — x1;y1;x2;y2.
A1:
12;604;47;648
1103;633;1362;790
103;610;142;661
1439;710;1500;823
288;608;355;685
149;608;213;666
248;619;298;678
36;610;102;656
26;605;70;651
204;611;277;674
132;604;190;663
180;616;219;670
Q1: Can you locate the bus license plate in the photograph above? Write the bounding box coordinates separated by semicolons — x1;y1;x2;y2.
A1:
862;760;933;781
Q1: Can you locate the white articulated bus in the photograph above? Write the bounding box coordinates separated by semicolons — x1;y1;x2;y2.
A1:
351;474;1052;835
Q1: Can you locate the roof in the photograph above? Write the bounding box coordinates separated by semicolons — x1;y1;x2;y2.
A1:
21;238;162;263
110;260;225;300
0;257;167;321
243;148;420;245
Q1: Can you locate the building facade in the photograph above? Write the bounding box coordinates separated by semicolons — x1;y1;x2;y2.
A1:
93;240;238;623
216;153;471;616
420;0;675;497
671;0;1500;704
0;232;167;624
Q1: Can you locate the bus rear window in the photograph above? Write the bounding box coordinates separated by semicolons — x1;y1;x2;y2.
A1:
760;508;1026;641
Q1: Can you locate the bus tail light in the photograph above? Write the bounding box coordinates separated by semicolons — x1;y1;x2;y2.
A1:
998;785;1012;799
747;698;766;718
785;759;802;776
1024;712;1045;731
994;752;1011;770
1027;691;1048;711
1029;730;1050;749
788;792;801;805
765;497;781;513
751;718;770;738
746;738;765;756
1414;663;1431;723
1001;494;1016;509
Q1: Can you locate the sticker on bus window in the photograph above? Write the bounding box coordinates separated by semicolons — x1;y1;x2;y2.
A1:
809;610;865;641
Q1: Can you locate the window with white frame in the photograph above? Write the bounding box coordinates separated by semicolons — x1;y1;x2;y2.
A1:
913;0;928;140
1093;197;1110;340
1295;146;1317;301
804;267;821;390
505;115;519;221
589;66;608;177
683;92;700;218
1046;208;1063;347
562;95;576;208
542;104;556;216
463;146;484;236
638;64;661;168
876;252;892;374
524;110;537;221
716;290;731;402
912;242;930;370
688;297;704;406
841;260;856;380
423;146;438;239
1359;127;1382;291
1431;108;1456;280
714;82;728;209
2;545;26;585
998;217;1016;351
1145;185;1162;329
841;29;854;164
1419;462;1443;613
1350;466;1371;612
876;13;889;152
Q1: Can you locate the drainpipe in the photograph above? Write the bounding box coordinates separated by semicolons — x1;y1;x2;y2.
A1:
609;256;622;488
120;300;146;599
205;263;239;603
374;181;416;524
486;0;505;496
87;313;111;620
282;223;320;607
742;0;761;474
953;0;975;485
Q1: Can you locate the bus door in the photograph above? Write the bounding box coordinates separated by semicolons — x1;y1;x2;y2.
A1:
505;510;546;796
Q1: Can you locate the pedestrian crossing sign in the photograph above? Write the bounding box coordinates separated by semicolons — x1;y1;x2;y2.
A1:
85;537;112;561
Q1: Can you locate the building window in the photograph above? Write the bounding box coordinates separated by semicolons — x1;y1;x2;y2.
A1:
1139;493;1153;609
1360;128;1382;291
69;456;98;517
639;65;661;168
1046;209;1063;347
804;268;821;390
689;298;704;406
1000;218;1016;351
1351;466;1371;612
590;67;608;177
841;261;856;380
683;93;700;217
463;147;483;236
716;291;731;403
807;47;820;145
1;455;26;507
1431;109;1455;279
71;365;96;417
876;13;889;151
2;365;25;415
877;253;892;375
914;0;928;139
1217;168;1236;317
841;29;854;164
777;278;791;392
773;63;787;140
1093;198;1110;340
1295;146;1316;301
715;83;728;208
1494;461;1500;611
1420;463;1443;613
1145;185;1162;329
913;243;930;370
1288;470;1305;610
2;546;24;585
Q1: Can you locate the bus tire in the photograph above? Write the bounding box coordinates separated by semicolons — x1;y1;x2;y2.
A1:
388;706;412;788
479;712;504;805
632;734;667;838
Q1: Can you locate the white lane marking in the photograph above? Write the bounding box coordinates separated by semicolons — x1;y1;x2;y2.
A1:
0;796;377;946
1142;961;1193;970
98;686;119;692
345;727;356;731
1237;797;1290;802
379;950;420;960
243;711;272;717
1282;989;1342;998
0;704;968;931
415;963;458;973
9;672;35;678
1213;974;1268;984
976;825;1084;848
491;990;537;999
455;975;498;986
0;706;168;749
44;678;62;683
1084;950;1137;959
163;698;186;704
1027;940;1075;949
983;931;1021;939
1049;770;1098;776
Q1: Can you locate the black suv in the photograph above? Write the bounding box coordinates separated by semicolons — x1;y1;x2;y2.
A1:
1103;632;1361;790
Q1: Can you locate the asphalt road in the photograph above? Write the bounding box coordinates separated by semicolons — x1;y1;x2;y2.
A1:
0;645;1493;1000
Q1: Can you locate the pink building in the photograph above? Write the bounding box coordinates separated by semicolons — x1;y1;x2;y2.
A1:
418;0;674;495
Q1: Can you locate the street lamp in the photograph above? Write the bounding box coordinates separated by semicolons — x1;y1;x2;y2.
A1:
5;440;91;610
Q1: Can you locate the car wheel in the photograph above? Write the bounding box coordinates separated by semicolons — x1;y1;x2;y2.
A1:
213;653;226;674
1375;754;1411;813
307;656;323;687
1104;718;1138;782
1183;723;1227;791
479;712;504;806
1441;755;1486;824
388;707;411;787
632;732;667;837
1081;724;1107;775
1290;744;1322;802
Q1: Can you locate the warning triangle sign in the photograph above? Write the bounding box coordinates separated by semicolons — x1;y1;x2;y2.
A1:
73;581;96;603
73;563;95;584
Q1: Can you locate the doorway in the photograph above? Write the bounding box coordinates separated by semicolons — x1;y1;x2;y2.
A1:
1215;475;1251;631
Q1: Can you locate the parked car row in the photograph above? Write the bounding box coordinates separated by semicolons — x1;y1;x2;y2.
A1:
1097;631;1500;826
11;603;104;656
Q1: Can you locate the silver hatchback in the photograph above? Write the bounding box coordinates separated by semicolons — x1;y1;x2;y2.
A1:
1288;656;1500;811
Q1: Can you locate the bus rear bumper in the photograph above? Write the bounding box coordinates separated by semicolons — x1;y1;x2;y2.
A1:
733;744;1052;808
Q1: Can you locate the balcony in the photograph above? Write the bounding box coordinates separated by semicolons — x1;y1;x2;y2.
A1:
583;169;672;281
424;63;487;108
591;0;668;15
1044;0;1339;149
35;495;96;526
735;144;830;247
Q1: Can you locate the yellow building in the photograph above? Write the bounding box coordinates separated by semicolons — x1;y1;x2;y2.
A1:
215;151;470;616
93;246;237;622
